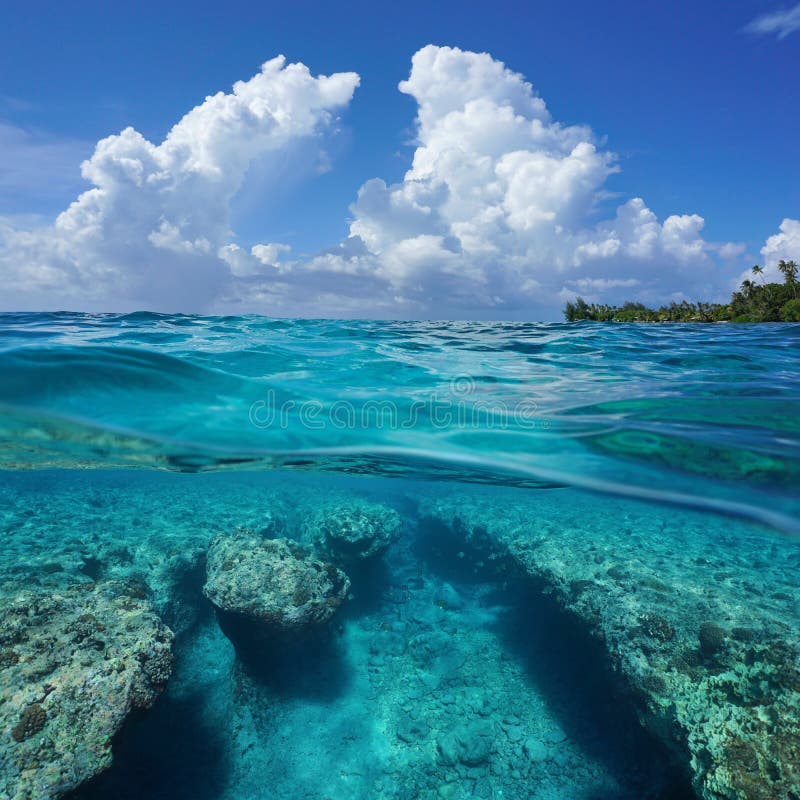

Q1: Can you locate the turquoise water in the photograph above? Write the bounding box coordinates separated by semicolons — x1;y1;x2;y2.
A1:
1;313;799;800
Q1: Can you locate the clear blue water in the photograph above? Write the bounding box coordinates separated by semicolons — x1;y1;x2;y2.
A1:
1;313;799;800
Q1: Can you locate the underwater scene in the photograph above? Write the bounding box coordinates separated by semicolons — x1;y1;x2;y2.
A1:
1;312;799;800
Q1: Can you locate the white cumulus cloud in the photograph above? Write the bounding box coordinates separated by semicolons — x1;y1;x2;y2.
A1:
732;218;800;289
242;45;744;317
0;45;783;318
0;56;359;310
762;218;800;268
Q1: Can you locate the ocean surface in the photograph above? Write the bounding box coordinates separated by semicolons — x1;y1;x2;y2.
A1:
1;312;799;800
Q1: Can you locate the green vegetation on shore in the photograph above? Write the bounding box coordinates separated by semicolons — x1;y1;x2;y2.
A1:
564;260;800;322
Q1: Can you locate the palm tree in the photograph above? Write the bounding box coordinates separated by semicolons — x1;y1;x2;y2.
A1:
779;260;798;298
752;263;777;310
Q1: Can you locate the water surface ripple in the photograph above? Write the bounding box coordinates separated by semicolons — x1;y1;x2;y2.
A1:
1;312;798;534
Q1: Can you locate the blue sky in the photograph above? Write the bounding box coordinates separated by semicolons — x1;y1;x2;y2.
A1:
0;0;798;317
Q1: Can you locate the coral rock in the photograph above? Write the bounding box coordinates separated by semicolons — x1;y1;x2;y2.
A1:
305;500;402;562
203;531;350;631
0;580;174;800
420;492;800;800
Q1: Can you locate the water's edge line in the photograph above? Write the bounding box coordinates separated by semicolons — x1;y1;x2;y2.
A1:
288;445;800;539
2;401;798;538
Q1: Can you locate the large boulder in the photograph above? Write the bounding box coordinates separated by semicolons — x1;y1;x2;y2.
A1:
305;500;402;563
0;580;173;800
203;531;350;632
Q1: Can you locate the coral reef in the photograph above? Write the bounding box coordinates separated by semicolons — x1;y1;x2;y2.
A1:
5;470;795;800
304;499;402;563
203;530;350;632
419;489;800;800
116;513;680;800
0;579;173;800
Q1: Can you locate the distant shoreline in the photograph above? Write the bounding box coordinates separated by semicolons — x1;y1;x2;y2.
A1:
564;260;799;323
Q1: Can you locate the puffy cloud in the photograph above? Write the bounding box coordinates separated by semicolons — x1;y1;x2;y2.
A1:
0;56;359;310
740;218;800;284
219;241;292;277
250;45;741;317
0;45;776;318
744;3;800;39
252;243;291;266
762;218;800;266
732;218;799;291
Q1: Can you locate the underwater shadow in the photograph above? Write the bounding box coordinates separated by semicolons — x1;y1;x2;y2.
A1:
338;556;393;619
216;609;352;702
413;515;515;584
67;689;230;800
414;516;692;799
494;582;694;800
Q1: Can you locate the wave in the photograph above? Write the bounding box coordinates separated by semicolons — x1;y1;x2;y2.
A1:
0;312;798;535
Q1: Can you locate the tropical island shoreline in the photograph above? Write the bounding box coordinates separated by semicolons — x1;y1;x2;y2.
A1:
565;259;800;322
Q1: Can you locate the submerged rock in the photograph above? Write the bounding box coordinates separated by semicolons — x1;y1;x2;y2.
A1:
203;530;350;632
305;499;402;562
420;492;800;800
434;582;464;611
0;580;173;800
437;721;495;766
396;714;430;743
523;737;551;763
698;621;726;659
